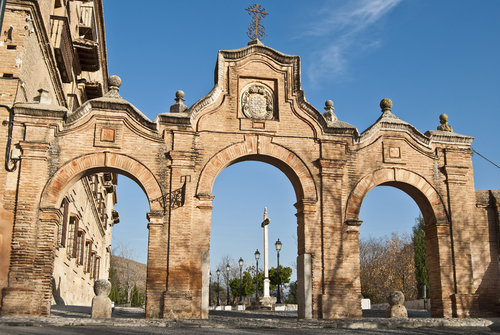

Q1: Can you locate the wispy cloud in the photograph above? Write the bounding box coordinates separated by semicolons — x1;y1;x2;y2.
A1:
300;0;402;85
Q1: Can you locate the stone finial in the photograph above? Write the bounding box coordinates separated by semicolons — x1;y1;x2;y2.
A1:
170;90;188;113
437;113;453;132
385;291;408;318
323;100;337;123
380;98;398;119
33;88;51;104
91;279;112;318
105;75;122;99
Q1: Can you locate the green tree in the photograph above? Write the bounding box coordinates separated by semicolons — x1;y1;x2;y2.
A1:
229;271;255;300
285;280;298;304
412;214;429;296
269;265;293;292
130;284;144;307
108;266;126;304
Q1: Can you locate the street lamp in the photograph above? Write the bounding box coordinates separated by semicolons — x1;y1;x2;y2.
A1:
209;272;212;307
275;239;282;304
254;249;260;300
238;257;244;305
216;269;220;306
226;264;230;306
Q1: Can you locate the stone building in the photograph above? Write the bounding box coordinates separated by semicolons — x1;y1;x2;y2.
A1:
0;0;117;308
0;1;499;321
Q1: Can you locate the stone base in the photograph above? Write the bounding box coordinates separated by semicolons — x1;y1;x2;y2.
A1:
91;296;112;318
236;305;245;311
273;304;286;311
258;296;277;307
385;304;408;318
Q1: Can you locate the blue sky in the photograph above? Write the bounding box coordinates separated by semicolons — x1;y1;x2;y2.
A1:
105;1;500;280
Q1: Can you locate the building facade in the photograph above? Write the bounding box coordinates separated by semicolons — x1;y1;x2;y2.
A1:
0;0;115;309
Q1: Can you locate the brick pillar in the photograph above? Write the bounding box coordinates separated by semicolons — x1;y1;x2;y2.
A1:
444;162;478;317
1;141;52;316
423;222;455;317
318;159;361;318
145;211;167;318
295;199;318;319
162;149;198;318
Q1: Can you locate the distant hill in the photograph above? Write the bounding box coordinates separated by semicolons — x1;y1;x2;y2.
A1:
110;255;146;296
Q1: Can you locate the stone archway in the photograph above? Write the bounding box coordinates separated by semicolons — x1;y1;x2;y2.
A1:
344;168;456;317
195;134;318;318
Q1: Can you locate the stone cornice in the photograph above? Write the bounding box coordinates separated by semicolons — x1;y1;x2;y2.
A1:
358;114;431;148
425;130;474;146
66;98;157;131
14;102;67;119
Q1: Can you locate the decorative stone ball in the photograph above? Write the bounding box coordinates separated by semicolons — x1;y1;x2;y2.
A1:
387;291;405;306
94;279;112;297
439;113;448;123
108;75;121;88
380;98;393;110
175;90;185;99
325;100;334;108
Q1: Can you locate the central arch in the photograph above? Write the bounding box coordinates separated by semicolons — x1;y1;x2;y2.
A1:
197;135;317;201
196;134;318;317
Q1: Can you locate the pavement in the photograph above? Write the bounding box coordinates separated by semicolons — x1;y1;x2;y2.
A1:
0;306;499;330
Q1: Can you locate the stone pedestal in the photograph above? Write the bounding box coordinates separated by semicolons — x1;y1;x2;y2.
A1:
385;291;408;318
91;279;112;318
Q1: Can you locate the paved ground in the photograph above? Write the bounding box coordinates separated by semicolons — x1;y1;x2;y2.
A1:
0;306;499;334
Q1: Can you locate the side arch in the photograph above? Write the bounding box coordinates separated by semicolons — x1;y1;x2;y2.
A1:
40;152;163;212
345;168;448;226
196;135;317;201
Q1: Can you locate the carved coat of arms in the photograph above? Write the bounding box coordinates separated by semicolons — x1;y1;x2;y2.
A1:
241;84;274;120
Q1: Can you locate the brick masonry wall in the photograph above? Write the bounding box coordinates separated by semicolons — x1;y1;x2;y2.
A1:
0;42;498;320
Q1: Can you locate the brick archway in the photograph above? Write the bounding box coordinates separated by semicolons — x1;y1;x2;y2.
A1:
345;168;448;226
344;167;456;318
40;152;163;212
197;135;317;201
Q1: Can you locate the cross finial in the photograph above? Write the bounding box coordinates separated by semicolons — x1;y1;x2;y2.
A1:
245;3;268;42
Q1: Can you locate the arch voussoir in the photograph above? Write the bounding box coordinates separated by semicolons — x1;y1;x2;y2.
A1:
40;152;163;212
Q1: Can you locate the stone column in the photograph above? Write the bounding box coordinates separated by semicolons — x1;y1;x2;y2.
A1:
295;199;318;319
262;208;270;298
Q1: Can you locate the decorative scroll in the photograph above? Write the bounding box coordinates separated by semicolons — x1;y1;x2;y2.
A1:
150;180;187;213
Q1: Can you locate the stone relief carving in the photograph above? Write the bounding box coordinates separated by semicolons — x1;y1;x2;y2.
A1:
241;83;274;120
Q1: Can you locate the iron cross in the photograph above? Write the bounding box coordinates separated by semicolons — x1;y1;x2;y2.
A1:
245;3;269;41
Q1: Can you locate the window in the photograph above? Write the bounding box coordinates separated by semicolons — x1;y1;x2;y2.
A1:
86;242;93;273
66;216;79;258
60;198;70;247
89;252;96;279
94;256;100;280
84;240;91;273
77;230;85;265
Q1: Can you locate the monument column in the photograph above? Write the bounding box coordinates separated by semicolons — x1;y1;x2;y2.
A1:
261;208;271;298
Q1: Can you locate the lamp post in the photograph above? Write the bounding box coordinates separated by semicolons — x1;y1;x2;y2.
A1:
226;264;230;306
238;257;244;305
216;269;220;307
254;249;260;301
209;272;212;307
275;239;282;304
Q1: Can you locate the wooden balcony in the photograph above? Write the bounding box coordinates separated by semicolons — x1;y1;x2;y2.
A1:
50;16;77;83
75;5;100;72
